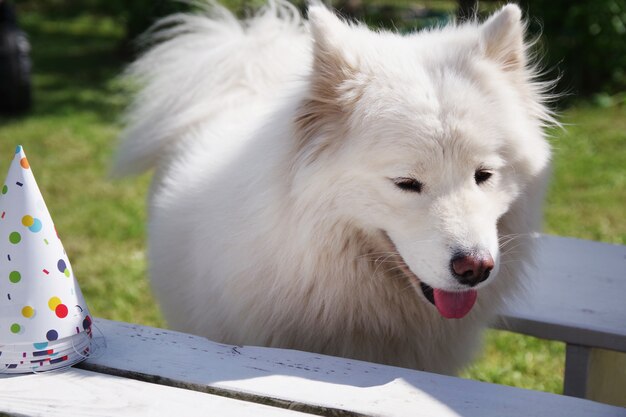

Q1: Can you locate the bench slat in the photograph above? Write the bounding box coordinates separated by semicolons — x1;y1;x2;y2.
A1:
495;235;626;352
0;368;308;417
80;319;626;417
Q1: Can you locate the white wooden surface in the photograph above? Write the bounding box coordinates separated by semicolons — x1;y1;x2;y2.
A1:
496;235;626;352
80;319;626;417
0;368;307;417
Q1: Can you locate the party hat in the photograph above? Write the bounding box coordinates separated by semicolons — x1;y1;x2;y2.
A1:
0;145;92;373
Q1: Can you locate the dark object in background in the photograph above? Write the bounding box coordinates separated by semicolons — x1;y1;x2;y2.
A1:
0;0;32;114
522;0;626;100
457;0;477;22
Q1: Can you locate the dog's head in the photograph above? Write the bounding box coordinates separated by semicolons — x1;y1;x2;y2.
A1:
293;5;553;318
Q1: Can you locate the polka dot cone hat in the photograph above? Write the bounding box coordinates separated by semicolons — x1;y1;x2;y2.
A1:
0;146;91;346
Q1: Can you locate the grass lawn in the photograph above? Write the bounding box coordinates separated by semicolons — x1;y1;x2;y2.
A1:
1;10;624;395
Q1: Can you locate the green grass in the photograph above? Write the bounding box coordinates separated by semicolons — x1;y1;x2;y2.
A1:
545;105;626;244
1;10;624;395
461;331;566;393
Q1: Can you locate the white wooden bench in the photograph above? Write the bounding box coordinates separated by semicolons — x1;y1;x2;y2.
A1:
1;234;624;416
494;235;626;405
2;318;624;417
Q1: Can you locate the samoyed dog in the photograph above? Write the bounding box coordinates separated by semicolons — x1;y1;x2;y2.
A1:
116;1;555;374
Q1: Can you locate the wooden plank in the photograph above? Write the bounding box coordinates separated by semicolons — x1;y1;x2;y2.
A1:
0;368;309;417
563;344;591;398
587;348;626;407
562;345;626;408
494;235;626;352
79;319;626;417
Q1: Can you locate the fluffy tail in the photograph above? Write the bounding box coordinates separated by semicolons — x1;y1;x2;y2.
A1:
113;0;308;176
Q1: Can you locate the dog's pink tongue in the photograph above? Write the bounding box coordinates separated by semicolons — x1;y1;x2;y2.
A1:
433;289;477;319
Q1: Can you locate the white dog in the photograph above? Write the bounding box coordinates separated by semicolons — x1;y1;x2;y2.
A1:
116;1;555;374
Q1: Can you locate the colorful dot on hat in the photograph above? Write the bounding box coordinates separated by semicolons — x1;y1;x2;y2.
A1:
83;316;92;330
55;304;68;319
1;184;6;195
10;323;21;334
57;259;70;277
20;157;29;169
29;218;42;233
33;342;48;349
9;271;21;283
22;215;34;227
22;306;35;318
48;296;61;311
46;330;58;341
9;232;21;244
15;145;22;153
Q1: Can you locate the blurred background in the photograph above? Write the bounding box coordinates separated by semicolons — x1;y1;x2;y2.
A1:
0;0;624;395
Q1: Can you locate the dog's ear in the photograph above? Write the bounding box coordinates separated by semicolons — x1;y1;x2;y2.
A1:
293;6;360;162
479;4;526;72
307;6;357;99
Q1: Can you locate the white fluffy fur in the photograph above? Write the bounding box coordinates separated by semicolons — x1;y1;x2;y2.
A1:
116;1;555;374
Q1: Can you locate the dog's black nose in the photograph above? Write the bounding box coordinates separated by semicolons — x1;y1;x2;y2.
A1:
450;252;494;287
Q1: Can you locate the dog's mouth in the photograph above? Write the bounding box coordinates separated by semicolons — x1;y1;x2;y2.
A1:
419;282;436;304
419;282;477;319
381;232;477;319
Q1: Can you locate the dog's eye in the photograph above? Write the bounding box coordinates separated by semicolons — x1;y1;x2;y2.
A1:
474;169;493;185
393;177;423;193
